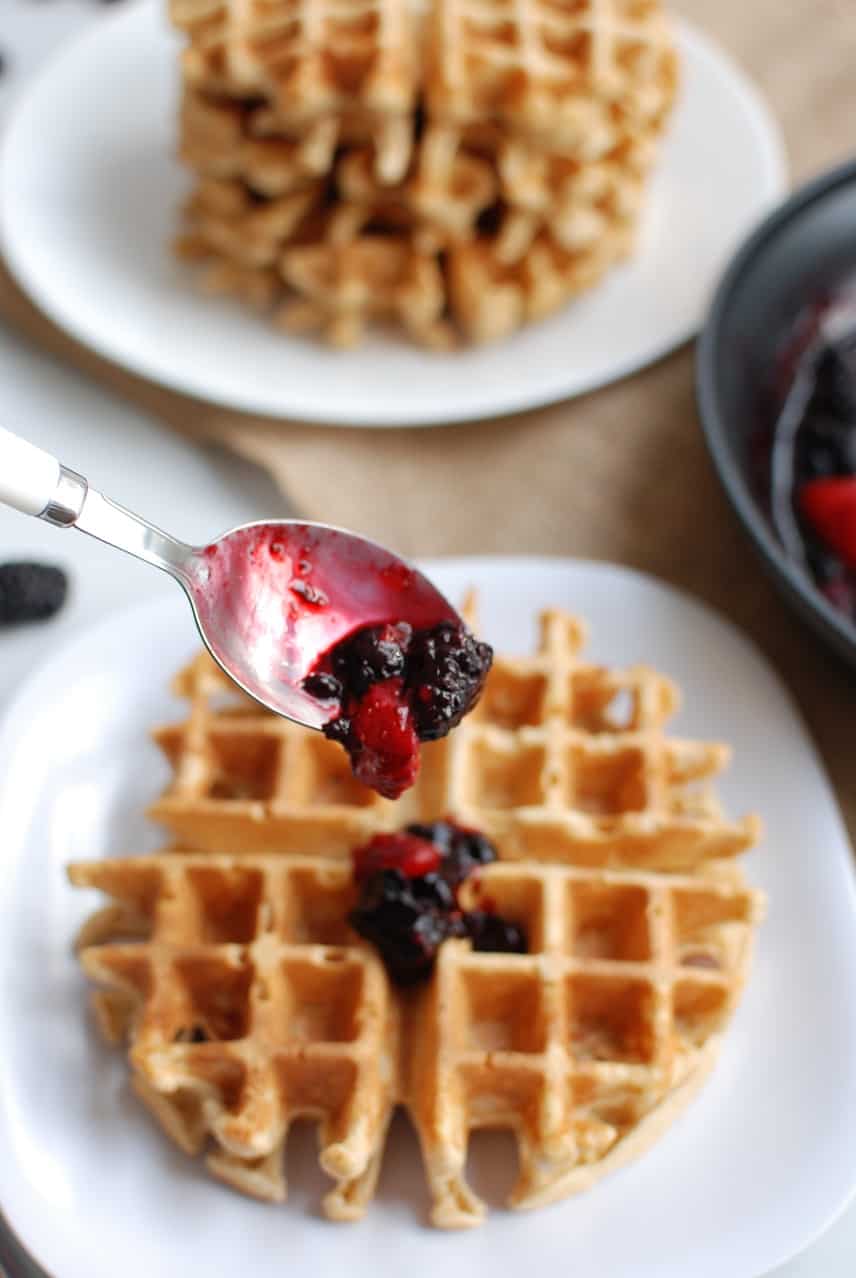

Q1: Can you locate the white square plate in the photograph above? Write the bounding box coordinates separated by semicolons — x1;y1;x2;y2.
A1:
1;559;854;1278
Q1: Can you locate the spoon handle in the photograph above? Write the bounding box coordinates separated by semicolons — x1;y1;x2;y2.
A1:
0;425;195;581
0;426;62;516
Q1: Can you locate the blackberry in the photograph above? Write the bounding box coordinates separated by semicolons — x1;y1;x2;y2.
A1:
330;623;410;697
349;868;465;985
349;821;519;981
323;713;352;744
303;671;343;702
465;911;527;955
0;563;68;627
811;343;856;423
792;343;856;490
804;541;843;587
794;422;852;482
406;820;497;885
405;623;493;741
410;871;457;912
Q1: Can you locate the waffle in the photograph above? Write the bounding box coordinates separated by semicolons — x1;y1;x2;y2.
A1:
423;0;678;152
169;0;419;182
412;857;762;1224
71;853;396;1217
168;0;678;345
178;176;322;270
173;153;635;347
178;89;318;197
69;852;762;1225
69;607;763;1225
149;611;759;869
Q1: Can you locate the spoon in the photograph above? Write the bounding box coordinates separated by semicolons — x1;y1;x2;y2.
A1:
0;426;460;729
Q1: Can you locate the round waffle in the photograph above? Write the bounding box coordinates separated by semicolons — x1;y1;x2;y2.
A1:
69;606;764;1227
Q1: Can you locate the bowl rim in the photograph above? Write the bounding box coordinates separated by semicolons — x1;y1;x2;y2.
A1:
696;156;856;666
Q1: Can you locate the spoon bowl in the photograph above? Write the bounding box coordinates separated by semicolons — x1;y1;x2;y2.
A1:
185;520;460;728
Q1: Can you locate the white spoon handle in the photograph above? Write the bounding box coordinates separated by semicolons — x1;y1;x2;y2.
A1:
0;424;194;582
0;426;62;516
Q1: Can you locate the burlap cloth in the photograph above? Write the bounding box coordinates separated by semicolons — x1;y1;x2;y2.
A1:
0;0;853;838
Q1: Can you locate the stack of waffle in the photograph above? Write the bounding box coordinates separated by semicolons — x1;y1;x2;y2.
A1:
70;608;764;1227
170;0;679;346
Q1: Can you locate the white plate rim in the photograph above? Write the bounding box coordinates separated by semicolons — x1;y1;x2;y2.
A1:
0;4;788;427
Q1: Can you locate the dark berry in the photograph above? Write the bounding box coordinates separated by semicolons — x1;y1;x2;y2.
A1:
405;624;493;741
804;538;843;586
0;562;68;626
303;671;342;702
323;713;352;744
406;820;456;855
303;616;490;797
761;299;856;625
465;911;527;954
811;343;856;423
794;423;852;482
348;820;512;981
411;871;456;911
349;868;463;985
406;820;497;885
330;623;410;697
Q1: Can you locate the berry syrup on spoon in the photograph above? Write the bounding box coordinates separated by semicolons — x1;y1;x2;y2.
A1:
198;524;493;799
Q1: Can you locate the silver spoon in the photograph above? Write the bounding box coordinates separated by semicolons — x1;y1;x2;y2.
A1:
0;426;460;728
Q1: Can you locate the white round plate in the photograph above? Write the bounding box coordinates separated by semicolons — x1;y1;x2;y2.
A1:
0;2;786;427
1;558;855;1278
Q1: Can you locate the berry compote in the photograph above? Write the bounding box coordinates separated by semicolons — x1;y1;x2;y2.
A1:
757;289;856;624
193;521;491;794
303;621;493;799
348;821;527;985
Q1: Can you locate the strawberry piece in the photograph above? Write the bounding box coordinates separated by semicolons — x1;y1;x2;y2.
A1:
800;477;856;570
352;832;441;881
347;679;420;800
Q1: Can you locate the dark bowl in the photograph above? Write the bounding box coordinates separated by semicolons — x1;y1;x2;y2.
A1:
696;158;856;670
